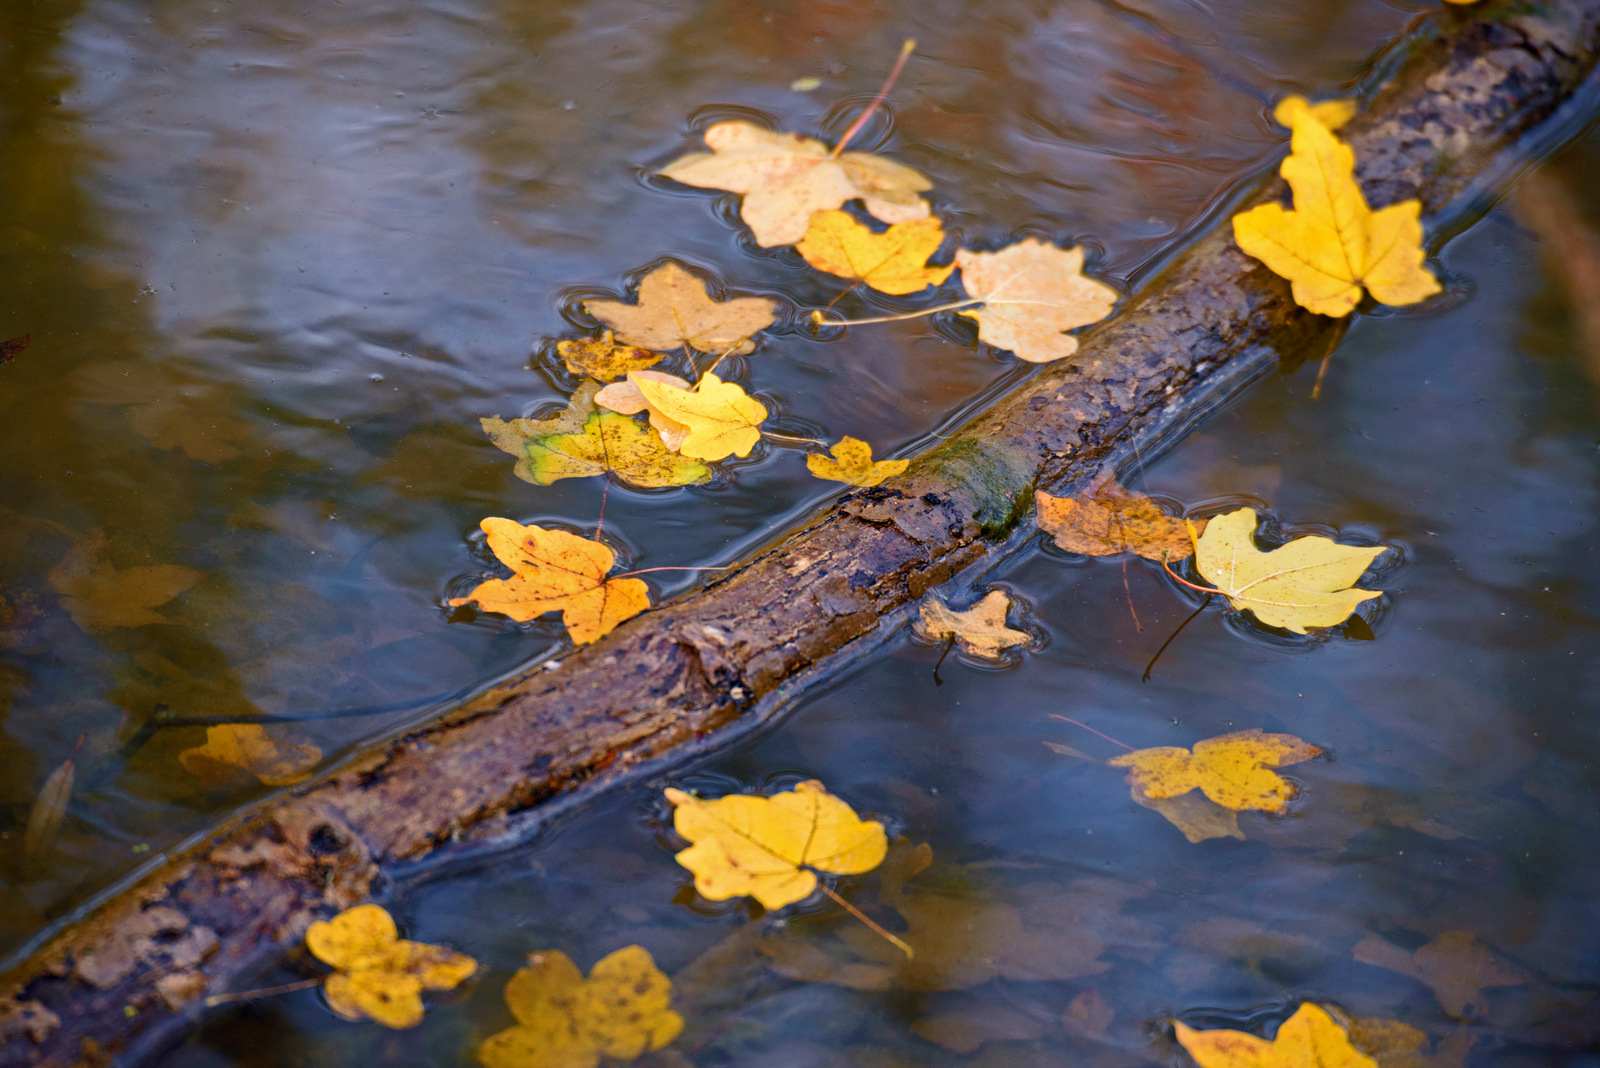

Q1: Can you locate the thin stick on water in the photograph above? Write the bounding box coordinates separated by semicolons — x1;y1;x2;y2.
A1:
762;430;829;447
819;883;914;959
1121;558;1143;633
1047;713;1135;752
811;297;984;328
205;977;322;1008
832;39;917;157
613;565;736;579
1142;594;1212;683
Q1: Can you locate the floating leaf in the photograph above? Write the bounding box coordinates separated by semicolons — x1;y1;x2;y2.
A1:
46;531;200;635
663;780;887;909
913;591;1029;659
1352;930;1529;1019
1036;483;1201;560
1273;94;1356;131
806;437;907;487
631;371;767;461
585;263;777;355
23;756;74;860
1108;728;1321;816
1175;1003;1377;1068
1232;109;1439;316
953;239;1118;362
796;211;953;294
1191;508;1385;633
477;946;683;1068
555;331;665;381
305;904;477;1030
659;121;932;247
481;410;708;488
451;519;650;645
178;724;321;786
595;371;694;452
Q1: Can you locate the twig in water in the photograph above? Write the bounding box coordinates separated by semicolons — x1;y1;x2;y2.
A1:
819;882;914;959
832;39;916;156
205;977;321;1008
1142;594;1212;683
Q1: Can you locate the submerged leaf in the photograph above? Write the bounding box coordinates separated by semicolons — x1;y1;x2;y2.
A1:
555;331;665;381
23;757;74;860
806;437;907;487
305;904;477;1030
1352;930;1529;1019
585;263;777;354
46;531;200;635
796;211;953;295
178;724;322;786
913;591;1029;659
1036;483;1201;560
953;239;1118;362
1175;1003;1378;1068
631;372;767;461
481;410;709;488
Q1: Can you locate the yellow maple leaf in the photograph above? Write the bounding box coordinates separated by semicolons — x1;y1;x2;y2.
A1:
1108;728;1321;819
46;531;200;635
477;946;683;1068
1175;1003;1378;1068
1190;508;1385;633
663;780;887;909
595;371;694;452
630;371;767;461
584;262;777;354
796;211;953;295
1232;109;1439;316
480;410;708;488
953;239;1119;362
555;331;664;381
178;724;322;787
305;904;477;1030
659;120;932;247
913;591;1030;659
806;437;908;486
1272;94;1357;132
1035;482;1203;561
450;518;649;645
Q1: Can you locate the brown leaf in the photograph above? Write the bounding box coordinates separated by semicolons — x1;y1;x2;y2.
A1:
23;757;74;860
585;263;777;355
46;531;201;635
912;1004;1052;1053
1062;989;1114;1040
1036;483;1200;561
913;590;1029;659
1353;930;1529;1018
0;334;30;365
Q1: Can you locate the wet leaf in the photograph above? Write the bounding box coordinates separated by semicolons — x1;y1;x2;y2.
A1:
305;904;477;1030
178;724;321;786
0;334;30;365
1328;1008;1480;1068
1036;482;1201;560
1352;930;1529;1018
913;591;1029;659
806;437;908;487
477;946;683;1068
631;371;767;461
46;531;200;635
1192;508;1385;633
663;779;887;909
585;263;777;354
450;519;650;645
595;371;694;452
556;331;665;381
1131;789;1246;844
23;757;74;860
953;239;1118;362
1108;729;1321;815
1273;94;1356;131
796;211;953;294
125;395;254;463
1233;108;1439;316
912;1004;1052;1053
481;410;709;488
659;120;932;247
1175;1003;1377;1068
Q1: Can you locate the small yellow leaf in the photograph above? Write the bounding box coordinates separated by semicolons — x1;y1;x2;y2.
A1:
481;409;708;488
477;946;683;1068
664;780;887;909
1272;94;1357;131
585;262;777;354
1232;109;1439;316
1108;728;1321;817
806;437;908;487
450;518;650;645
913;591;1030;659
178;724;322;786
305;904;477;1030
555;331;665;381
1036;483;1201;560
1192;508;1385;633
796;211;953;295
954;239;1118;362
630;371;767;461
595;371;695;452
1175;1003;1378;1068
46;531;200;635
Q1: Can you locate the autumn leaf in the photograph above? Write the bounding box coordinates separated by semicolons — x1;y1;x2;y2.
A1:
913;590;1029;659
595;371;694;452
1352;930;1529;1018
46;531;200;635
305;904;477;1030
23;756;74;860
556;331;665;381
584;263;777;354
1273;94;1356;131
1233;108;1439;316
450;519;650;645
796;211;953;294
477;946;683;1068
481;410;709;488
631;371;767;461
953;239;1118;362
659;120;932;247
1036;483;1202;560
178;724;322;787
806;437;908;487
663;779;887;909
1175;1003;1377;1068
1191;508;1385;633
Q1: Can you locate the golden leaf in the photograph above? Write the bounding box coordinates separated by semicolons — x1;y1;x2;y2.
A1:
1174;1003;1378;1068
796;211;953;295
630;371;767;461
178;724;322;786
1352;930;1529;1019
913;591;1029;659
1109;728;1320;819
659;120;932;247
663;780;887;909
305;904;477;1030
1036;483;1202;560
806;437;908;487
1192;508;1385;633
1232;109;1439;316
584;263;776;354
450;519;650;645
595;371;694;452
480;410;708;488
953;239;1118;362
1273;94;1357;132
477;946;683;1068
46;531;200;635
555;331;664;381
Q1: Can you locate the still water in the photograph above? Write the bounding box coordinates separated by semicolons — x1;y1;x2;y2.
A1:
3;0;1598;1063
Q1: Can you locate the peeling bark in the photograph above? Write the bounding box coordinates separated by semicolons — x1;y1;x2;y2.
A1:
5;1;1600;1062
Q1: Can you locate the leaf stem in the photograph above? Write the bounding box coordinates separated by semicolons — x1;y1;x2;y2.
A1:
612;565;736;578
762;431;828;447
811;297;983;327
205;977;322;1008
832;39;916;157
1047;714;1135;752
1159;555;1221;596
819;882;914;959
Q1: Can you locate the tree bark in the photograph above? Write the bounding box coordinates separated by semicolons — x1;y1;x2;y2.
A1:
6;1;1600;1062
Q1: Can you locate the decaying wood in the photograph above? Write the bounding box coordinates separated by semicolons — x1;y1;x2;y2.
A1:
6;1;1600;1062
